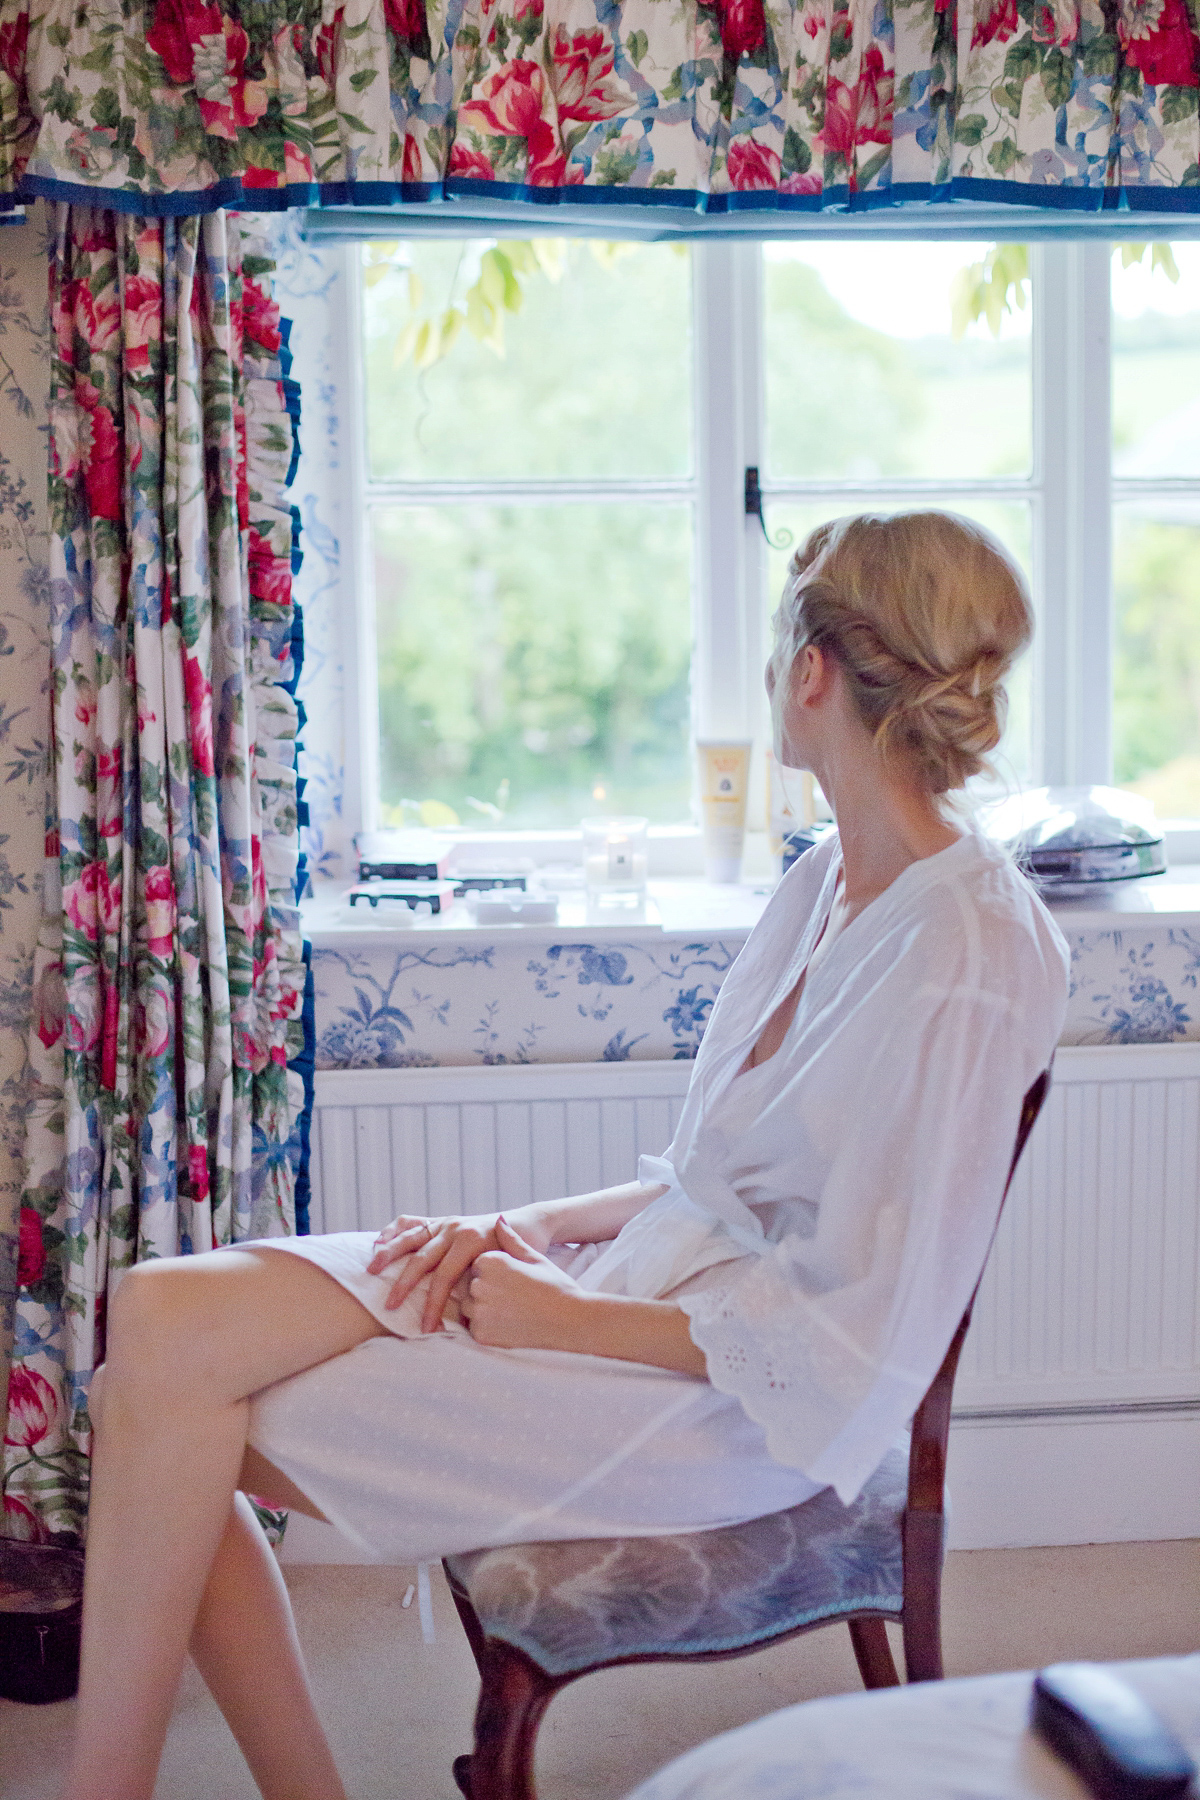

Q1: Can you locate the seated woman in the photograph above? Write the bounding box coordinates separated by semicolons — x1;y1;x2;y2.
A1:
62;511;1069;1800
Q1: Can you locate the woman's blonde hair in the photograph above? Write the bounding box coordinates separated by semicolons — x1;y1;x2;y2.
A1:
773;511;1034;796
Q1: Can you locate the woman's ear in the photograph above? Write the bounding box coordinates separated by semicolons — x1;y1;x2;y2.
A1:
794;642;833;706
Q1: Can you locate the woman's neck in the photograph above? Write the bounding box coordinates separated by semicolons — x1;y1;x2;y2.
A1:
816;756;964;918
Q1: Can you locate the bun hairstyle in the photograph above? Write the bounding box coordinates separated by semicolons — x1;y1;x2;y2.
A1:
773;511;1034;796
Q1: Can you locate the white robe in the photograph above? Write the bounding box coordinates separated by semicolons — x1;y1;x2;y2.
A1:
246;830;1068;1559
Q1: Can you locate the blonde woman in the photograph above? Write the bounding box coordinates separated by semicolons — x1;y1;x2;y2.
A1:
62;512;1069;1800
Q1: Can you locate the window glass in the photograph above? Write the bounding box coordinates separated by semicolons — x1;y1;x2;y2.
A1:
372;504;693;829
1112;245;1200;478
362;241;693;482
763;243;1032;482
761;500;1034;786
1114;508;1200;816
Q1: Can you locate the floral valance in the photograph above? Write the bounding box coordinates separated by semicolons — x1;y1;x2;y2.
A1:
0;0;1199;220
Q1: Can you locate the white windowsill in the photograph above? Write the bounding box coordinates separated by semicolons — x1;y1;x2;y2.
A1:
301;876;774;948
300;863;1200;949
1046;863;1200;926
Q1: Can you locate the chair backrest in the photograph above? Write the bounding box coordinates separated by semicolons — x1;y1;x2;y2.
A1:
905;1067;1052;1523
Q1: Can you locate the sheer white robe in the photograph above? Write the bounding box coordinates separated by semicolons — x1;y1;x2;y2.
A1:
246;830;1068;1559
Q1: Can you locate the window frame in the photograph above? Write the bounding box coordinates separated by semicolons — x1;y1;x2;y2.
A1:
331;234;1200;867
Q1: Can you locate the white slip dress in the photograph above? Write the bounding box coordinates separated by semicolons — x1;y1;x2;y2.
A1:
244;1022;821;1564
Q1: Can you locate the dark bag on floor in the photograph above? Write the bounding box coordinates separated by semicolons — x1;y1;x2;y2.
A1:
0;1539;84;1704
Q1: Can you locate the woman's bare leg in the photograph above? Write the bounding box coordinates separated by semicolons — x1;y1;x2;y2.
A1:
188;1492;347;1800
61;1248;387;1800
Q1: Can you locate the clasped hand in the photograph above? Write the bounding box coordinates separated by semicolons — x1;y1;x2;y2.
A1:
366;1206;579;1345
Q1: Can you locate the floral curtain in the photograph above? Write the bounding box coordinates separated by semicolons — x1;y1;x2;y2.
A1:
0;0;1195;217
2;206;304;1542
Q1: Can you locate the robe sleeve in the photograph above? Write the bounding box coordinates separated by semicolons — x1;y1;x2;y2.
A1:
676;977;1047;1504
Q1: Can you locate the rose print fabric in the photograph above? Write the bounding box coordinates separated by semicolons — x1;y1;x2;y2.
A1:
2;207;303;1542
0;0;1193;213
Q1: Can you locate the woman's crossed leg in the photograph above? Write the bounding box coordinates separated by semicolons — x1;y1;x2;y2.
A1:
63;1247;388;1800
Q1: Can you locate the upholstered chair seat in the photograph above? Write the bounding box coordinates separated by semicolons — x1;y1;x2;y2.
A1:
444;1448;906;1678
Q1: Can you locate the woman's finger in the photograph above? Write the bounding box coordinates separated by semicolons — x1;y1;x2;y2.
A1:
367;1219;436;1274
420;1236;486;1333
383;1229;449;1310
494;1214;544;1264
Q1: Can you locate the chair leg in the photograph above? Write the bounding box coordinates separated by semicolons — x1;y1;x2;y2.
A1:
901;1511;945;1683
848;1618;901;1689
455;1641;562;1800
444;1566;490;1676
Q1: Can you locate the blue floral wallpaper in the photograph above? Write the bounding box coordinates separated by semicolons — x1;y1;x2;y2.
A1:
0;211;50;1420
1062;925;1200;1045
302;916;1200;1070
311;936;740;1069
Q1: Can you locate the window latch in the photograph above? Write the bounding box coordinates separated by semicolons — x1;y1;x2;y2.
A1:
744;467;793;552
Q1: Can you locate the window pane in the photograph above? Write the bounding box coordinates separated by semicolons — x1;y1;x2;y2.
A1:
761;501;1034;785
363;241;693;482
373;504;693;829
1112;245;1200;478
1114;507;1200;815
763;243;1032;481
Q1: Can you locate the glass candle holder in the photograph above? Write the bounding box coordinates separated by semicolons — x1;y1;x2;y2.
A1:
582;816;648;921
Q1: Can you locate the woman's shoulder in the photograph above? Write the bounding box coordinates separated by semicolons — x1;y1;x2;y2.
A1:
897;831;1070;1007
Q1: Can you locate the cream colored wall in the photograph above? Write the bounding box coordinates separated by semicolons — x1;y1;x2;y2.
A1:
0;207;51;1441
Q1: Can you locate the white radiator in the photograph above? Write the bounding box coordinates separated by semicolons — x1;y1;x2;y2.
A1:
310;1044;1200;1418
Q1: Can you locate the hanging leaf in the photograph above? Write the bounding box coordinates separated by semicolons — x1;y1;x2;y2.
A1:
465;286;492;341
390;320;418;366
438;307;465;355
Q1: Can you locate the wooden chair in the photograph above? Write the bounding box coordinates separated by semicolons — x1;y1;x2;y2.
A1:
444;1070;1051;1800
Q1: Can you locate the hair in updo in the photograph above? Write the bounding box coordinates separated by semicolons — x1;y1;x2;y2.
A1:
773;511;1034;796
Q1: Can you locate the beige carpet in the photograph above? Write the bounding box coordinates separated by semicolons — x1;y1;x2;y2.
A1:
3;1540;1198;1800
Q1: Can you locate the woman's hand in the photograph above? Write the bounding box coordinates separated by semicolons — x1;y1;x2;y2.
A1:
460;1220;709;1374
367;1205;552;1332
459;1217;583;1351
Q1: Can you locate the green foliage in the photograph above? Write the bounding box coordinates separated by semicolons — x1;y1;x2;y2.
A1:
764;257;925;480
364;242;696;824
951;243;1179;340
363;239;689;480
373;502;693;827
365;237;570;366
950;243;1029;339
1114;519;1200;790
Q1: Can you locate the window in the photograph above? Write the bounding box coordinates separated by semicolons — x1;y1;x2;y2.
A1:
337;235;1200;854
1112;247;1200;822
359;239;695;831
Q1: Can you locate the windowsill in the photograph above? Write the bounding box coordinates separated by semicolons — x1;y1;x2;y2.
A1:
301;876;773;948
301;863;1200;948
1044;863;1200;925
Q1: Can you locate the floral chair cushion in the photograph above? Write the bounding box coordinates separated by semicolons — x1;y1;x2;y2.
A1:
443;1450;907;1677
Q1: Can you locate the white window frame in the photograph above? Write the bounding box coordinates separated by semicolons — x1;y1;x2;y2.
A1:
328;233;1200;868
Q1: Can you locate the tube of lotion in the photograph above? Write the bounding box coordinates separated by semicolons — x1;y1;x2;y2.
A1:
697;740;751;883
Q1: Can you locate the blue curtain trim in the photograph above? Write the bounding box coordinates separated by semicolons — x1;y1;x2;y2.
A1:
272;303;314;1232
292;941;315;1237
13;169;1200;224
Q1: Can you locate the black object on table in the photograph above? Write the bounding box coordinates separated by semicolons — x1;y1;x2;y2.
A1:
1031;1663;1197;1800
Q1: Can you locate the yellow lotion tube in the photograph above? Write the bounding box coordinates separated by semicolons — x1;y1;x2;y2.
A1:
697;740;751;883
